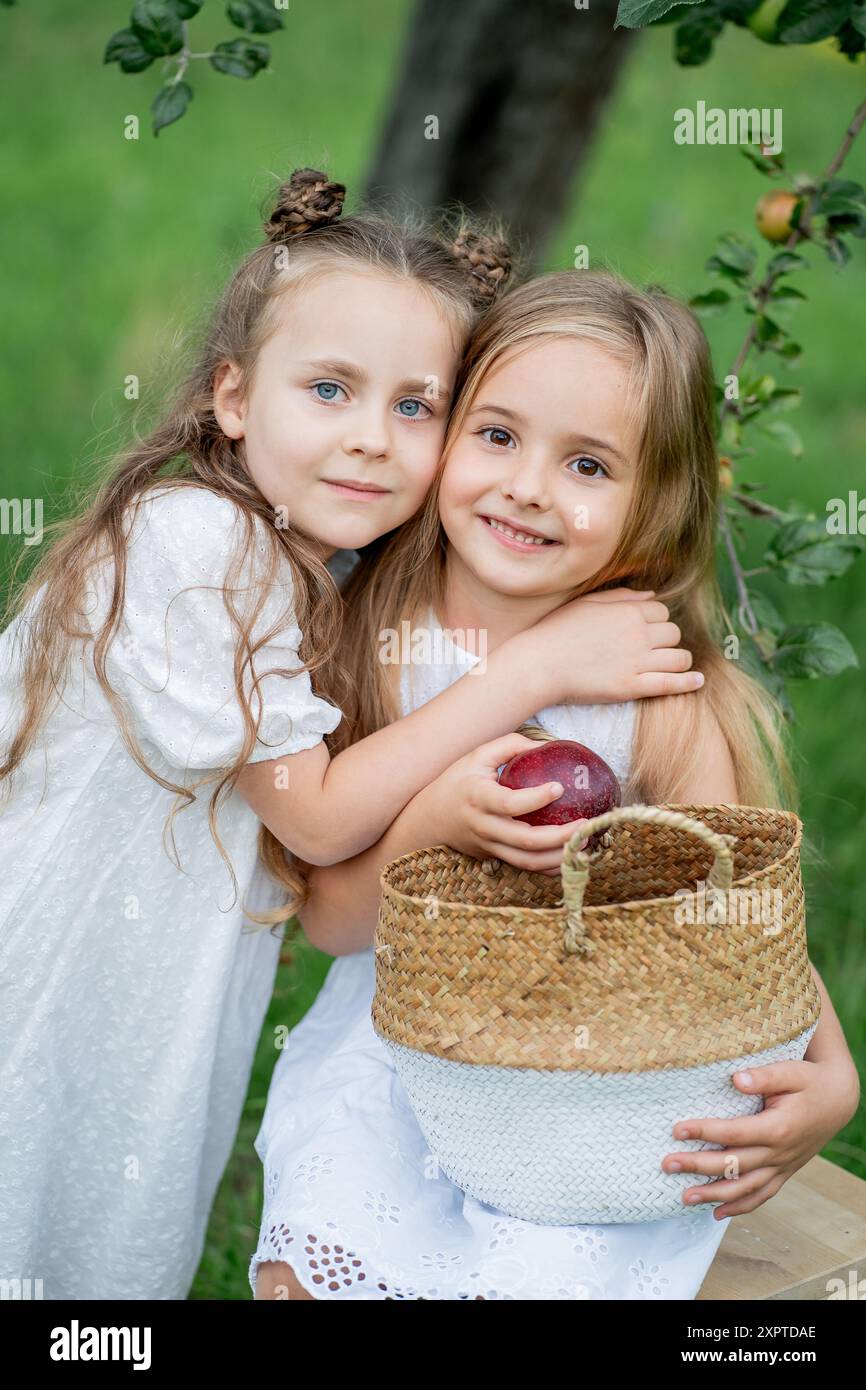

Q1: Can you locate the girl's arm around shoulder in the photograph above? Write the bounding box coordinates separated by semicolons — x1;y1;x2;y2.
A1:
236;631;555;867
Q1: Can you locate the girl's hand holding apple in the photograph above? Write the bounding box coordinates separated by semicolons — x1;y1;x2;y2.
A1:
414;733;591;875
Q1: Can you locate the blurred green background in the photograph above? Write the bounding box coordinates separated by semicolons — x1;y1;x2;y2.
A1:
1;0;863;1299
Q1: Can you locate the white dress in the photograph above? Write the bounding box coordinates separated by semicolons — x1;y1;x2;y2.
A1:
248;615;731;1300
0;485;349;1301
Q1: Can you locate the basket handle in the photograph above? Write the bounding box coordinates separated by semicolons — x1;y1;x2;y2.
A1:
559;804;738;956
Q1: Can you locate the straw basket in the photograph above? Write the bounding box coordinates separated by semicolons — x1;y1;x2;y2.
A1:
372;804;821;1224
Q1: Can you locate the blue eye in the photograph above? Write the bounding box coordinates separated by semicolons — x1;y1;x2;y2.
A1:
480;426;515;448
312;381;346;402
396;398;431;420
568;456;609;479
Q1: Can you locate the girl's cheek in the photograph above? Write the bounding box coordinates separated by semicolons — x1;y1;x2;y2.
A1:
407;436;446;492
450;451;487;497
574;495;617;535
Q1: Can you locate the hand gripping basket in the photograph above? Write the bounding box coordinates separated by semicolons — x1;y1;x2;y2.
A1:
371;804;821;1224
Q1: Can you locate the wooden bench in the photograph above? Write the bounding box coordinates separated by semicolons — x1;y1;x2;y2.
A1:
697;1155;866;1300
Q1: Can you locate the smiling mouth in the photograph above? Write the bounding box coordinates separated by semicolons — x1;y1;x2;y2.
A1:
479;515;559;548
324;479;390;499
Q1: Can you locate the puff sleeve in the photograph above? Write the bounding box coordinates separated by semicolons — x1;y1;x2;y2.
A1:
91;486;343;772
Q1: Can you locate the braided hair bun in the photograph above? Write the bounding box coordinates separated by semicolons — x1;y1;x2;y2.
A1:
451;227;513;307
264;168;346;242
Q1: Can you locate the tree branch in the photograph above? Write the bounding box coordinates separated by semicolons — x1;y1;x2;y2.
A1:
717;96;866;645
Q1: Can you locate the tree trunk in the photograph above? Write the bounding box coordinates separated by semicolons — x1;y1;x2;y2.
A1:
365;0;637;265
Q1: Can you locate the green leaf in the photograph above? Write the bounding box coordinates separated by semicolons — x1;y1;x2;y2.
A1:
171;0;203;15
132;1;185;56
743;373;776;403
226;0;286;33
758;418;803;455
746;589;786;636
774;339;803;360
829;209;866;237
689;287;733;315
210;38;271;77
615;0;699;27
817;177;866;209
104;27;156;72
767;249;808;275
739;644;796;722
674;7;725;63
151;79;193;135
837;15;866;50
825;236;851;267
755;313;786;349
851;2;866;36
708;259;755;284
777;0;854;43
767;386;802;410
770;283;807;302
815;183;866;222
641;0;710;19
765;517;864;584
707;233;757;279
772;622;858;678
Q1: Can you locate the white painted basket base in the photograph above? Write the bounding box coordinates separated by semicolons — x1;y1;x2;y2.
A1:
383;1021;818;1224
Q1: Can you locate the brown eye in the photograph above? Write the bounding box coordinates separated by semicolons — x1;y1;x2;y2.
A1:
569;456;607;479
481;426;515;448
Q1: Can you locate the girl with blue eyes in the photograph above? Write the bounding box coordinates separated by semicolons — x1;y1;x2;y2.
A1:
250;268;858;1301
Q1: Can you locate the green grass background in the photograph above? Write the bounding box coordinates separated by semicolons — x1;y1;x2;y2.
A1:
1;1;863;1299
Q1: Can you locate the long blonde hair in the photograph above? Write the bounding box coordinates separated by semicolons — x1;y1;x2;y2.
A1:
322;270;796;814
0;169;513;926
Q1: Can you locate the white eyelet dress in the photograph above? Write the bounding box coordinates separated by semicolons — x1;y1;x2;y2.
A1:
248;614;732;1300
0;486;347;1300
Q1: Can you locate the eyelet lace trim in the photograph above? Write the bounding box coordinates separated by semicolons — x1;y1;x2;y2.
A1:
251;1222;521;1299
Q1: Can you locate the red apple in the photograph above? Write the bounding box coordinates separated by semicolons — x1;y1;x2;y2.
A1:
498;739;621;847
